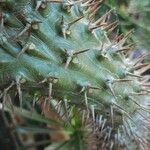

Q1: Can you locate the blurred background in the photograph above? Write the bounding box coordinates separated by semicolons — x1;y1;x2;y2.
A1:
105;0;150;53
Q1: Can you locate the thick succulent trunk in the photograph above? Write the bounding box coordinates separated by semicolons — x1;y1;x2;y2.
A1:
0;0;149;149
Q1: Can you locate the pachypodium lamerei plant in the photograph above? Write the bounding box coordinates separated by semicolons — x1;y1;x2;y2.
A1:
0;0;150;150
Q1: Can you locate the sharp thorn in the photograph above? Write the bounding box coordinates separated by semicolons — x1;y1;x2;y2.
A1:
68;16;84;27
110;105;114;128
107;82;117;100
88;23;106;31
138;64;150;75
17;43;30;58
141;83;150;87
48;82;52;100
73;48;90;55
131;63;149;71
116;43;136;53
103;21;118;32
113;79;132;83
100;118;107;133
129;92;149;96
4;81;15;92
133;52;150;66
16;24;31;38
82;1;101;7
16;77;23;109
7;94;14;112
35;1;42;10
113;103;135;124
129;97;150;113
2;81;15;111
65;56;72;69
46;0;63;3
126;72;142;78
32;95;39;114
94;9;113;25
84;90;88;108
89;5;101;20
124;29;134;39
98;115;103;127
90;105;95;121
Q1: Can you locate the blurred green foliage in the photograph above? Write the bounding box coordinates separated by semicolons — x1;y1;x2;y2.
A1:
105;0;150;52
